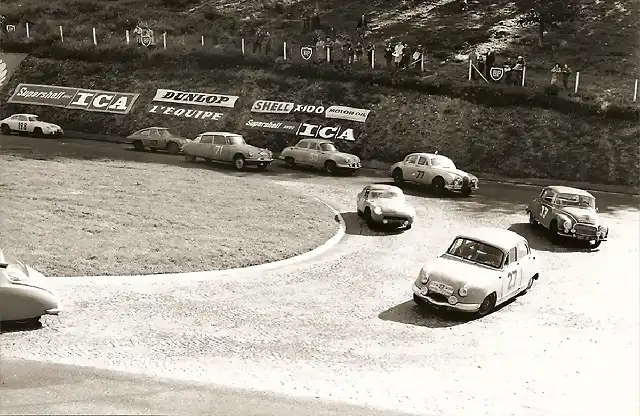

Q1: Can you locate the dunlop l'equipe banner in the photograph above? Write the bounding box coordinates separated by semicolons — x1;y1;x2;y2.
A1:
152;89;239;108
0;53;27;91
7;84;139;114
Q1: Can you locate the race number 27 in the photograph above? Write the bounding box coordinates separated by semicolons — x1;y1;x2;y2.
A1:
507;270;517;289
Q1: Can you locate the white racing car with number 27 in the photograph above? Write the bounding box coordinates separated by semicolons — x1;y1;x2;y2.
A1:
412;227;539;317
0;113;64;137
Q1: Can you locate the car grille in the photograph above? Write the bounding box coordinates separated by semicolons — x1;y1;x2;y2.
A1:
578;216;596;225
462;176;470;189
574;223;597;236
427;293;448;303
383;215;408;222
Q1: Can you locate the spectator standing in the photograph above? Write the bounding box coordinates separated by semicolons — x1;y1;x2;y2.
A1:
264;31;272;55
485;50;495;78
316;37;326;61
354;41;364;63
366;43;374;66
344;40;354;64
302;14;311;33
311;9;321;30
477;51;486;79
384;43;393;68
253;28;264;53
325;37;334;63
562;64;572;90
356;13;368;30
504;57;513;85
550;63;562;87
513;55;526;85
413;47;422;70
393;42;404;69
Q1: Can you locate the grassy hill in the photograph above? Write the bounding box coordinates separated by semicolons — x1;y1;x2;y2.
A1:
0;0;639;186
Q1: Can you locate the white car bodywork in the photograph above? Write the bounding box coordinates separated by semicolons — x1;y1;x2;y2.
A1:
389;152;478;195
0;250;62;323
412;228;539;316
356;184;415;229
0;113;64;136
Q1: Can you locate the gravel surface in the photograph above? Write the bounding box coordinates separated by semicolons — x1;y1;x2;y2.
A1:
1;137;638;416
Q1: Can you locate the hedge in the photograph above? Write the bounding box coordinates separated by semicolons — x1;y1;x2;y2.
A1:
1;37;638;122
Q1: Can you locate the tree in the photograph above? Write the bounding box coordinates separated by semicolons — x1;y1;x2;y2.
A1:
515;0;581;47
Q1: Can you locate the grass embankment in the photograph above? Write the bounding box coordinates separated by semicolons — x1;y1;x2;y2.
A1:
0;154;337;277
2;56;639;188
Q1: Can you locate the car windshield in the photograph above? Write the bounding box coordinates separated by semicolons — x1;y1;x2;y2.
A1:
446;238;504;269
430;156;455;169
227;135;246;145
556;193;595;208
0;250;28;273
370;190;403;200
320;143;337;151
27;116;38;122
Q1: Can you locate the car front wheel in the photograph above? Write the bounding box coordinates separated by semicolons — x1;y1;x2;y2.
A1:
324;160;337;175
549;219;562;243
133;140;145;151
364;208;375;228
392;168;404;184
476;293;496;317
234;155;246;170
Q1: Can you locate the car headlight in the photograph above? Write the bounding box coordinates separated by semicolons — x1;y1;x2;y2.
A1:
453;176;462;184
248;152;254;157
419;268;429;284
563;219;572;232
373;206;382;215
344;157;351;163
458;286;468;297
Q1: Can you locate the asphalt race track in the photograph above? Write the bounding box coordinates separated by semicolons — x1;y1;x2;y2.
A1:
1;135;639;416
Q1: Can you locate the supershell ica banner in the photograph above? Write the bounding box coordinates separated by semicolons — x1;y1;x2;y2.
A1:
7;84;139;114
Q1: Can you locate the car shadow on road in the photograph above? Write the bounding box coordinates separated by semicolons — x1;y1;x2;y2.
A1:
378;300;474;328
340;211;407;236
371;180;473;200
508;223;599;253
0;320;43;334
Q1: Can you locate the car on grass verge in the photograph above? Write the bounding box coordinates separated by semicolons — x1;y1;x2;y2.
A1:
126;127;189;155
356;184;415;230
526;185;608;248
0;113;64;137
389;152;478;195
182;132;273;171
412;227;539;317
280;139;361;175
0;250;61;325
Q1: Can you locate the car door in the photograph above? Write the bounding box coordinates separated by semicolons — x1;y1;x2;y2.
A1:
402;155;419;182
501;247;522;300
415;155;431;184
138;129;151;146
145;129;162;149
538;189;557;228
199;134;214;158
516;241;532;288
306;142;322;167
212;134;228;161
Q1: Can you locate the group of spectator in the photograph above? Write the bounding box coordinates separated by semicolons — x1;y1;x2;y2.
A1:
383;42;423;70
253;28;273;54
550;63;573;90
471;50;527;86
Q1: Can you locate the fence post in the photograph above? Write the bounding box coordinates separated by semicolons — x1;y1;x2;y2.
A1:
59;25;64;42
633;79;638;102
126;29;130;44
421;49;425;72
201;35;204;46
25;22;30;38
468;59;472;81
326;46;331;63
521;66;526;86
371;46;375;69
241;38;245;54
283;41;287;60
163;32;167;49
92;27;97;45
574;71;580;94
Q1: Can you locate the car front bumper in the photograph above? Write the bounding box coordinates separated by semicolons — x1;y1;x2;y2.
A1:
245;158;273;166
446;183;478;192
45;130;64;136
336;162;361;169
557;231;607;242
371;212;414;227
412;284;480;312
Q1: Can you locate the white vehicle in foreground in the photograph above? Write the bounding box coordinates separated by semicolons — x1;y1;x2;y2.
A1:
0;113;64;137
0;250;62;325
412;228;539;317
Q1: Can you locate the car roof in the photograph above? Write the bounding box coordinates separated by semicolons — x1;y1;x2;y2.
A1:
139;127;168;130
365;184;403;192
406;152;450;159
454;227;526;252
199;132;241;136
545;186;594;197
299;138;334;144
13;113;38;117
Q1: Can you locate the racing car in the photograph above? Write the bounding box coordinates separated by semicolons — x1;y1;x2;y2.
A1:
0;113;64;137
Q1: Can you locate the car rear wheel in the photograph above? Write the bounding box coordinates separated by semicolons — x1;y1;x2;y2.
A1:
324;160;337;175
166;142;180;155
1;124;11;135
284;157;296;168
234;155;246;170
431;176;446;194
476;293;496;317
392;168;404;184
33;127;44;138
133;140;145;151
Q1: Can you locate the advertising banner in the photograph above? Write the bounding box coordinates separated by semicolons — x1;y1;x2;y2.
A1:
7;83;139;114
244;119;301;134
251;100;370;123
296;122;355;141
152;89;239;108
147;104;224;121
324;105;371;123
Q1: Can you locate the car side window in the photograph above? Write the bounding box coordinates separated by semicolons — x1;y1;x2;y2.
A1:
541;189;555;203
516;242;529;259
308;143;319;151
200;135;213;144
406;155;418;164
148;129;159;136
213;135;226;145
417;156;428;165
15;115;26;121
505;247;517;265
296;141;308;149
139;130;150;136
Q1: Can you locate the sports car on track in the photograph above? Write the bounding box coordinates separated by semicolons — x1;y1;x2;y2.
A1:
0;250;61;324
356;184;415;230
0;113;64;137
182;131;273;171
526;185;608;248
280;139;361;175
126;127;190;155
412;227;539;317
389;152;478;195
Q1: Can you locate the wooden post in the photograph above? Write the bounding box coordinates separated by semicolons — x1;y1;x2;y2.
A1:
126;29;130;44
634;79;638;102
371;46;375;69
283;41;287;60
163;32;167;49
468;59;472;81
326;46;331;63
574;71;580;94
92;27;97;45
421;49;425;72
201;35;204;46
241;38;245;54
521;66;526;86
59;25;64;42
25;22;30;38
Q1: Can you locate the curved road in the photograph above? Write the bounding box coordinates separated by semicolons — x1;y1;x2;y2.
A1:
1;136;639;416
